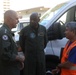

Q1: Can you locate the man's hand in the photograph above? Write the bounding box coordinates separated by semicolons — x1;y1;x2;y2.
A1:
19;62;24;70
52;67;60;75
16;55;25;62
52;69;58;75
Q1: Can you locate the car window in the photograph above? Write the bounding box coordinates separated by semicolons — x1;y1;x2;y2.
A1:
17;22;29;31
40;2;67;26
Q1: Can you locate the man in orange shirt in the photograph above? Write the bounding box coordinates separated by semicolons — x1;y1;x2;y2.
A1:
52;22;76;75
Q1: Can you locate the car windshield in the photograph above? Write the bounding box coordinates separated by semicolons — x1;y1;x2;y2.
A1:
40;2;67;26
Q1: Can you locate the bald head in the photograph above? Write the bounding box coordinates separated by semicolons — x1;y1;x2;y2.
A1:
30;12;39;21
4;10;19;29
4;10;16;19
29;12;40;28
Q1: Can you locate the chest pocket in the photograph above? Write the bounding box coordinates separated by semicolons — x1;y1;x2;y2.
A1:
38;32;45;41
38;32;44;37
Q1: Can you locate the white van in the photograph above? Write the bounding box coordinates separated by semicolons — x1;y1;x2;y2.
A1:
40;0;76;74
40;0;76;57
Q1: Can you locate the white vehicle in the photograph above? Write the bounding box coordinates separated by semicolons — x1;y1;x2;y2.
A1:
14;18;29;41
39;0;76;74
40;2;68;57
40;0;76;57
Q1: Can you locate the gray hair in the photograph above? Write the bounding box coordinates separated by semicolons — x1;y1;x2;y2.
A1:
65;22;76;30
65;22;76;33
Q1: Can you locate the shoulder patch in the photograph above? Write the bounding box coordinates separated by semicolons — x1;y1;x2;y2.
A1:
30;33;36;38
2;35;8;40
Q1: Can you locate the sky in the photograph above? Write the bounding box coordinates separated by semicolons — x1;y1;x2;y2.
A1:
10;0;70;11
0;0;70;22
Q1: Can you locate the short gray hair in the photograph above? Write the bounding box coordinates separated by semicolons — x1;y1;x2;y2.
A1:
65;22;76;30
65;22;76;32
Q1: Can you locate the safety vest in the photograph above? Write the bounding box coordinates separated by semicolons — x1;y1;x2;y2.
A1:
61;41;76;75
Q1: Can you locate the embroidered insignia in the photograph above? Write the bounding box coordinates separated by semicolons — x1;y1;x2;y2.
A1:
30;33;36;38
2;35;8;40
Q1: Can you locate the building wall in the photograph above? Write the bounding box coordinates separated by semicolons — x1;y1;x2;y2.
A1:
3;0;10;13
17;6;50;19
22;11;46;18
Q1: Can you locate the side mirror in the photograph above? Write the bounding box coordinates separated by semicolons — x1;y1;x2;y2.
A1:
47;22;65;40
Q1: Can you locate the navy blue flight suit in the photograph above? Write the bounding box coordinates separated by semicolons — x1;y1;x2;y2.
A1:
19;24;48;75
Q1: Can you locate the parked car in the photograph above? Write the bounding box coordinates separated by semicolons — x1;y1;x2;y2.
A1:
13;18;29;41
